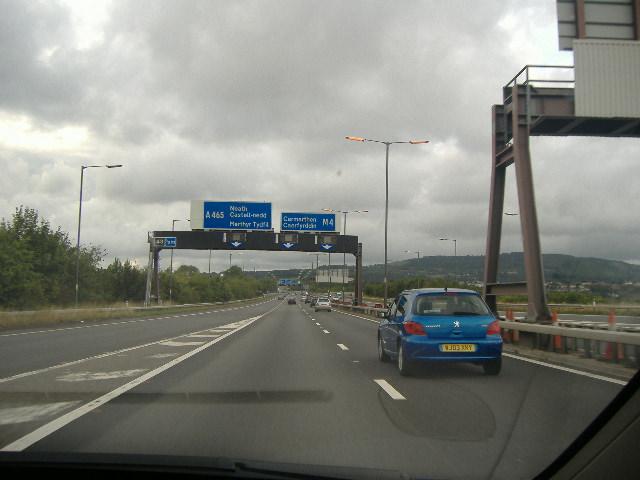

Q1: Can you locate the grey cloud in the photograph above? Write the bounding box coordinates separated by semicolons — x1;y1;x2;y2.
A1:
1;0;639;270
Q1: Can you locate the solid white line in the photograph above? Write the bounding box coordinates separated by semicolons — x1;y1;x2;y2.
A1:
337;344;349;350
502;353;628;386
323;330;330;334
374;379;406;400
0;314;265;452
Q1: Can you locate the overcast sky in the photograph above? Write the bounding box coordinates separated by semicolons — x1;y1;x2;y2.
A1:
1;0;638;273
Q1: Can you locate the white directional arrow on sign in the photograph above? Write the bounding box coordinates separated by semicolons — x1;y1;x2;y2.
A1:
282;243;295;249
231;241;242;248
321;244;333;250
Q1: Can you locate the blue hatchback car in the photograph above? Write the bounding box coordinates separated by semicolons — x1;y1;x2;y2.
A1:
378;288;502;376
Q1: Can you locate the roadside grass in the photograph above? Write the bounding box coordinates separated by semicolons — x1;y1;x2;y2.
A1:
0;296;272;331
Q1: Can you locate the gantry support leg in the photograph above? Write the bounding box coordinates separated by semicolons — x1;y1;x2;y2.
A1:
512;87;552;322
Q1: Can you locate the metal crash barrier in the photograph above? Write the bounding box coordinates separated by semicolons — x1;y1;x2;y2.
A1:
332;303;640;368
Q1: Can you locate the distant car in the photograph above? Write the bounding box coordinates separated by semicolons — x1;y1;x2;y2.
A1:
377;288;502;376
314;297;331;312
310;297;318;307
287;297;296;305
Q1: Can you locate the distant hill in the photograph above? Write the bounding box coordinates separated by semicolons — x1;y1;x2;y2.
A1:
362;253;640;284
249;253;640;285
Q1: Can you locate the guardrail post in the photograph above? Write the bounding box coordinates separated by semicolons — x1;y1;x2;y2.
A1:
584;337;592;359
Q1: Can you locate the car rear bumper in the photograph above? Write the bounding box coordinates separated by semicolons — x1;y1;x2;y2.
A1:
403;335;502;361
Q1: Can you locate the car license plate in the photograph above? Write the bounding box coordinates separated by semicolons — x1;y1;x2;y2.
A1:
440;344;477;352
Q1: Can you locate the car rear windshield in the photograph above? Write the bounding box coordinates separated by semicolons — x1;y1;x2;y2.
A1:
412;293;492;316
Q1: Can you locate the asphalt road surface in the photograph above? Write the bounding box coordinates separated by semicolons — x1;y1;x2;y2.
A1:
0;297;627;479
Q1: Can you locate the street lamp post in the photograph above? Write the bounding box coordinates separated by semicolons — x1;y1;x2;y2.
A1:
323;208;368;303
169;218;190;304
439;238;457;278
75;164;123;307
229;252;243;269
346;136;428;307
307;252;321;290
439;238;457;257
405;249;421;259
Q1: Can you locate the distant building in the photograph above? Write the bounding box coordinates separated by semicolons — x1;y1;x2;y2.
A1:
315;266;352;284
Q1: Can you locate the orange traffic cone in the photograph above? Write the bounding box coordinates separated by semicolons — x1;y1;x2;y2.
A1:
509;309;519;343
552;311;562;351
604;309;616;361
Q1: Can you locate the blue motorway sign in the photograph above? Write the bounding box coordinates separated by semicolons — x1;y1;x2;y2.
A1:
281;212;336;232
203;202;271;230
154;237;177;248
278;279;299;286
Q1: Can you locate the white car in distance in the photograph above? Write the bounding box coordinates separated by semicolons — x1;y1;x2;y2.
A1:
314;297;332;312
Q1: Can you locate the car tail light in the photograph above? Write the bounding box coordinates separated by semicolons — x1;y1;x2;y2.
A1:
403;321;426;336
487;320;501;335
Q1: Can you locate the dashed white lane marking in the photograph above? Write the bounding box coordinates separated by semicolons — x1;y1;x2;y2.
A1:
502;353;628;386
0;402;82;426
0;312;271;452
337;344;349;350
323;330;330;334
56;369;147;382
0;313;204;338
374;379;406;400
335;310;380;324
159;340;206;347
315;322;321;326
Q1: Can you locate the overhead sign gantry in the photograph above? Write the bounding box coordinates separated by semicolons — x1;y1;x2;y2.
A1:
145;201;363;306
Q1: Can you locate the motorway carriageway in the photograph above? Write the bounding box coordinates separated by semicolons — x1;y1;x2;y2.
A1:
0;297;625;479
